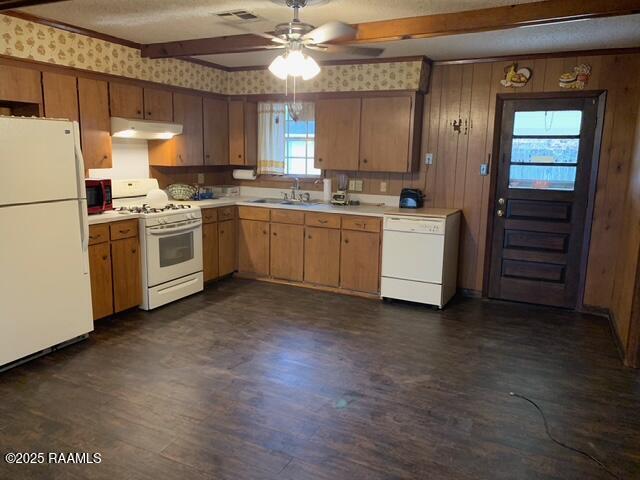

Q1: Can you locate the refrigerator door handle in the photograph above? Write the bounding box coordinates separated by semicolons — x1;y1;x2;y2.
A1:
78;199;90;275
72;121;87;200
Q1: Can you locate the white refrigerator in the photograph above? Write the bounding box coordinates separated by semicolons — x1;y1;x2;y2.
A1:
0;117;93;369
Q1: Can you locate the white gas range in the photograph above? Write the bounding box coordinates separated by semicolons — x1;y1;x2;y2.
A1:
112;179;203;310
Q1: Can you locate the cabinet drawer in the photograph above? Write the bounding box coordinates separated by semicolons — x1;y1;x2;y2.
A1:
202;208;217;224
271;209;304;225
218;206;236;221
341;216;381;233
238;206;270;221
88;224;109;245
110;219;138;240
305;212;340;229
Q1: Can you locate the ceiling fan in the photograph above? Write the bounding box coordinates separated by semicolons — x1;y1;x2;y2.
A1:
232;0;385;80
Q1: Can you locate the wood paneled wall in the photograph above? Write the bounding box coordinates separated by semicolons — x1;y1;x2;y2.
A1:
611;98;640;366
323;54;640;310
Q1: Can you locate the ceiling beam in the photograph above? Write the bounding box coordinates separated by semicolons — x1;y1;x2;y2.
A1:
0;0;66;10
141;0;640;59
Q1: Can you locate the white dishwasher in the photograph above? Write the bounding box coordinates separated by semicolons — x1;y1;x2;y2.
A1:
381;213;460;308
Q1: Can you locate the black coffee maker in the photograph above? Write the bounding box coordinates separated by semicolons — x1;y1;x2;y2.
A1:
399;188;424;208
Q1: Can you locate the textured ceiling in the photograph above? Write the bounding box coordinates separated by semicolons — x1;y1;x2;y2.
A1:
194;14;640;66
18;1;640;66
22;0;541;43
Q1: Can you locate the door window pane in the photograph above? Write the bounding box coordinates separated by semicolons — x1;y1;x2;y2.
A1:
513;110;582;136
509;165;577;191
511;138;579;164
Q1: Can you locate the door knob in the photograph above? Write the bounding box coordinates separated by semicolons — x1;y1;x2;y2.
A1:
497;197;505;206
497;209;504;217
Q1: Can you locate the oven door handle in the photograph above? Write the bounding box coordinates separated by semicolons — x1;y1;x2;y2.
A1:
148;222;201;235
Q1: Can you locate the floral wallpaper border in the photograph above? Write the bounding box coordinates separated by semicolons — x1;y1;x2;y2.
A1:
1;13;424;95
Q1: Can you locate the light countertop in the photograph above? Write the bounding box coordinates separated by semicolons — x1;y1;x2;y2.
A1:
88;197;460;225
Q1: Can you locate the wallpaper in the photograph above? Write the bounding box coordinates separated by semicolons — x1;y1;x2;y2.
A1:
0;13;424;94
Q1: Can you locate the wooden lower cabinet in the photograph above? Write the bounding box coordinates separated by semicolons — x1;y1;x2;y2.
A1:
111;236;142;312
88;221;141;320
238;219;270;276
304;226;341;287
88;242;113;320
203;222;219;282
218;219;237;276
270;223;304;282
340;230;380;293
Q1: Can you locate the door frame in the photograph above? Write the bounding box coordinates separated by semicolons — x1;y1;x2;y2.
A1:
481;90;606;310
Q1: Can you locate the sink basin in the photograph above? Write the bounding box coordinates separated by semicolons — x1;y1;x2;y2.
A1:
249;198;324;207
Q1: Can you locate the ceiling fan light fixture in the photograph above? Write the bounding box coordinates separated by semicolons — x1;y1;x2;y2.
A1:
269;48;320;80
302;54;320;80
268;54;289;79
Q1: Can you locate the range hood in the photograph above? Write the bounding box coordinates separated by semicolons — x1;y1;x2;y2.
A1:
110;116;183;140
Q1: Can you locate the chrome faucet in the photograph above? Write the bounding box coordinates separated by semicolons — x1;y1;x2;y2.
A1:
291;177;300;201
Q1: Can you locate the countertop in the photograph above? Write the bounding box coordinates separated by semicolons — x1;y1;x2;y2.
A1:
88;197;460;225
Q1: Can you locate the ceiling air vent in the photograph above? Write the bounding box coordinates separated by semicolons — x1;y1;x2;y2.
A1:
215;10;262;23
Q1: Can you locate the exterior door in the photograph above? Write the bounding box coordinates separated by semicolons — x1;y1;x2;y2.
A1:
488;95;601;308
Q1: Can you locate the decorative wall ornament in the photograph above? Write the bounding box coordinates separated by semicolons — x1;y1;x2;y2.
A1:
559;64;592;89
0;13;424;95
500;63;531;88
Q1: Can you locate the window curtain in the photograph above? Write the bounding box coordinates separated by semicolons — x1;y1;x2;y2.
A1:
257;103;286;175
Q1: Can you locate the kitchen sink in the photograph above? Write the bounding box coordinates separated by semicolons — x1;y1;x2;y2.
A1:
249;198;324;207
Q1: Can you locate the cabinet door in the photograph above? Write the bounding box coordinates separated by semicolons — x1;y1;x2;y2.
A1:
175;93;204;166
340;230;380;293
304;226;340;287
111;237;142;312
110;82;143;118
229;100;245;165
43;72;78;121
144;88;173;122
359;96;412;172
111;236;141;313
315;98;361;171
238;219;270;276
88;242;113;320
271;223;304;282
0;64;42;104
78;78;112;169
203;222;219;282
219;219;237;276
204;97;229;166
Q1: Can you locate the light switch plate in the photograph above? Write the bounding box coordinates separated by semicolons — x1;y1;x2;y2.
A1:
348;179;356;191
380;181;387;193
197;173;205;184
352;179;363;192
425;153;433;165
480;164;489;176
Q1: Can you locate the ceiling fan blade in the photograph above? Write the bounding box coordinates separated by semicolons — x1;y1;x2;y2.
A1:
302;21;356;44
222;22;288;44
315;44;384;57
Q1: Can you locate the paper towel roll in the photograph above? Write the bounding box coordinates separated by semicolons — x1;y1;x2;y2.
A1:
232;169;257;181
323;178;332;202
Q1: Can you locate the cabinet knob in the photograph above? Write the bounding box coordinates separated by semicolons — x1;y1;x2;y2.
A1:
220;230;224;234
318;158;323;162
136;110;141;115
101;255;108;261
362;158;368;163
103;155;108;160
308;235;312;239
147;111;152;116
273;232;277;236
119;229;130;234
131;248;137;254
206;154;211;158
238;154;242;159
344;239;349;244
263;230;267;235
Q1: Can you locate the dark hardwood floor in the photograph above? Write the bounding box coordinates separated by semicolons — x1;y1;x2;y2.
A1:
1;278;638;480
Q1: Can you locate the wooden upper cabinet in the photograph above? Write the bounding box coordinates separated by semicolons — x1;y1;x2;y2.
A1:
149;92;203;166
0;64;42;105
204;97;229;166
78;77;112;169
229;99;257;166
270;223;304;282
304;226;340;287
238;219;270;276
109;82;143;119
144;87;173;122
42;72;78;122
340;230;380;293
315;98;361;171
359;96;414;173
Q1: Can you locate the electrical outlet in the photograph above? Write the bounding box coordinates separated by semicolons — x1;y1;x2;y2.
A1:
354;180;363;192
348;179;356;191
197;173;205;184
380;181;387;193
425;153;433;165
